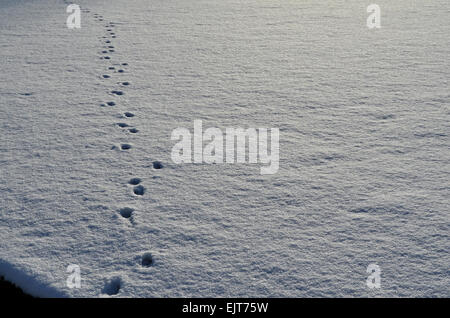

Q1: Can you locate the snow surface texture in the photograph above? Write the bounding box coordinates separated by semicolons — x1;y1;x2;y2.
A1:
0;0;449;297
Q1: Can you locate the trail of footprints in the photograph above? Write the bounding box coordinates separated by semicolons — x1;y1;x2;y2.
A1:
87;9;164;296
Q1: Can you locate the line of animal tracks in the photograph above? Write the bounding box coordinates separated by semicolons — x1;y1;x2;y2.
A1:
67;1;164;296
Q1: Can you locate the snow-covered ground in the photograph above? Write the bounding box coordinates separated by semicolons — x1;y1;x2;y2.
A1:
0;0;449;297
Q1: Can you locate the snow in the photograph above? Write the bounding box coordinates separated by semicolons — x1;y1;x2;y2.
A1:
0;0;449;297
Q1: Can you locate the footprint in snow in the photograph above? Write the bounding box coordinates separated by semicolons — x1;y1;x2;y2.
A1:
141;253;154;267
153;161;164;169
119;207;134;219
102;277;121;296
129;178;141;185
133;185;145;196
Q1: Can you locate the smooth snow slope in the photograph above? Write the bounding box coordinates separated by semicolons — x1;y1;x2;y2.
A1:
0;0;449;297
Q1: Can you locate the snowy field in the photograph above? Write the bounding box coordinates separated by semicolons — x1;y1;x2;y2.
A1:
0;0;449;297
